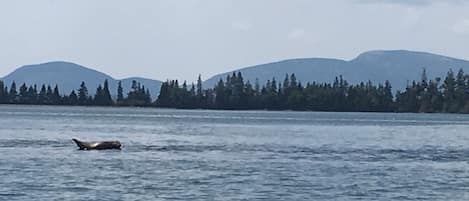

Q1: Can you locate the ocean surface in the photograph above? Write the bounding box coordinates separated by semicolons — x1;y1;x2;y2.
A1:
1;105;469;200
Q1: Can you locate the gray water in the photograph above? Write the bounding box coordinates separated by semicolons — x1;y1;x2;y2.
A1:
1;105;469;200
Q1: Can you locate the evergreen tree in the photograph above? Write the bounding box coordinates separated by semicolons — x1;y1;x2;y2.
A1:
45;85;53;104
156;82;170;107
27;86;37;104
428;79;443;112
0;80;5;103
117;81;124;103
94;85;104;105
78;81;89;105
455;69;466;112
215;79;225;108
18;83;28;104
126;80;150;106
38;84;47;104
102;79;113;105
442;69;457;112
9;82;17;103
52;85;61;104
69;90;78;105
197;74;203;96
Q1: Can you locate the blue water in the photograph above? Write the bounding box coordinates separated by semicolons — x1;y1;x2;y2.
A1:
1;105;469;200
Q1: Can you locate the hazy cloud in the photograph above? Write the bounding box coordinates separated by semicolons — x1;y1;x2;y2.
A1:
358;0;467;6
287;29;306;40
453;19;469;34
0;1;468;82
231;21;252;31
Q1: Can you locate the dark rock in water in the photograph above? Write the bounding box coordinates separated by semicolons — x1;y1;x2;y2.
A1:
72;138;121;150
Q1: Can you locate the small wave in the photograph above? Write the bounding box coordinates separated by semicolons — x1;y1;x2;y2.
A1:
128;144;227;153
123;143;469;162
0;193;27;197
0;139;69;148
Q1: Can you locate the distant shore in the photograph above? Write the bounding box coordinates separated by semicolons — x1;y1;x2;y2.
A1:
1;68;469;114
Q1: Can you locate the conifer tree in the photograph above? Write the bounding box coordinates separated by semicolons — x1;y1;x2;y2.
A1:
117;81;124;103
69;90;78;105
52;85;61;104
19;83;28;104
215;79;225;108
442;69;457;112
0;80;5;103
197;74;203;97
102;79;113;105
94;85;104;105
9;82;17;103
38;85;47;104
78;81;89;105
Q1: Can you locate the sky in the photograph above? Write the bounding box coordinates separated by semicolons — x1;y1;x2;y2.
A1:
0;0;468;82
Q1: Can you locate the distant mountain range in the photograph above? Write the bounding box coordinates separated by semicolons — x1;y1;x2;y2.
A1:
2;50;469;99
204;50;469;92
1;61;162;99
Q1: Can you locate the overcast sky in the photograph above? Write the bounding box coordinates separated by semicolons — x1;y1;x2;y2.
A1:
1;0;468;82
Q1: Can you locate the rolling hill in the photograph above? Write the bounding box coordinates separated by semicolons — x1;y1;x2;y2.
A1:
1;61;162;99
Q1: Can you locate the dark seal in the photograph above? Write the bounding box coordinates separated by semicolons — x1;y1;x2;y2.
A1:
72;138;122;150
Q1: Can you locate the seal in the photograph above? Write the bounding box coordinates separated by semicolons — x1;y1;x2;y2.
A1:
72;138;122;150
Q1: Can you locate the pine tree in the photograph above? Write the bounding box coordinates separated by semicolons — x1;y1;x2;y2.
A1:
383;80;394;111
126;80;150;106
156;82;170;107
145;89;152;105
117;81;124;103
442;69;457;112
38;85;47;104
69;90;78;105
0;80;5;103
215;79;225;109
196;75;203;107
102;79;113;106
9;82;17;103
18;83;28;104
455;69;466;112
27;86;37;104
45;85;53;104
52;85;61;105
94;85;104;105
197;74;203;97
78;81;89;105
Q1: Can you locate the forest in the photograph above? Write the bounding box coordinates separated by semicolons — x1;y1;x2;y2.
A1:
0;69;468;113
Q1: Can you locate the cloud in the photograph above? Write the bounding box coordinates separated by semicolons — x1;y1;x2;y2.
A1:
287;29;306;40
231;21;252;31
357;0;466;6
453;19;469;34
401;7;423;27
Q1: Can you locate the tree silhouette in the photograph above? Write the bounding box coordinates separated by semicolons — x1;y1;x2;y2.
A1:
78;81;89;105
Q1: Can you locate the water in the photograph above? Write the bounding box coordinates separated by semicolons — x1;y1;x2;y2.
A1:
1;105;469;200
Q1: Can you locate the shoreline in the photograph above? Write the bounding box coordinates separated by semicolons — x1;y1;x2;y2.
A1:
0;103;465;115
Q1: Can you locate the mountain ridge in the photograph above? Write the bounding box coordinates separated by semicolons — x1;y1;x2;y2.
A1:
1;61;163;99
203;50;469;91
3;50;469;97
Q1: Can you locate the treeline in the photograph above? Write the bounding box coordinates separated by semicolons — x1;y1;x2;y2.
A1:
0;80;151;106
1;69;469;113
155;69;469;113
396;69;469;113
156;73;394;112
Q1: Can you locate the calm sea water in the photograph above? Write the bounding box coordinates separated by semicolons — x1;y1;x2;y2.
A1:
1;105;469;200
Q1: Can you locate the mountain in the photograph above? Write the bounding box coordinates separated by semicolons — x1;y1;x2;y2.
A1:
203;50;469;91
1;61;162;99
3;50;469;99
